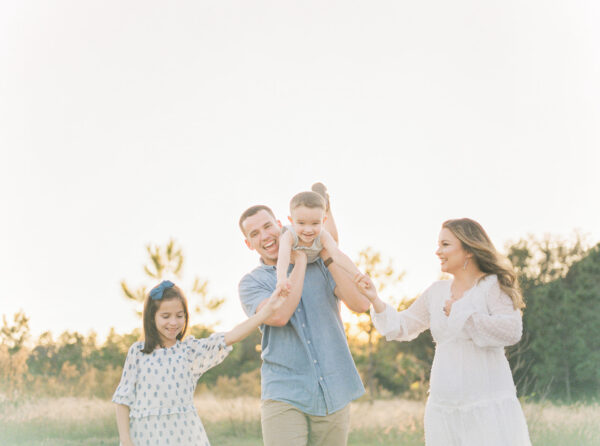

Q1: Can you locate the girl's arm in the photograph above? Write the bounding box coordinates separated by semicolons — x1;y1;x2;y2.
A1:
320;230;363;277
114;403;134;446
275;231;294;288
225;284;288;345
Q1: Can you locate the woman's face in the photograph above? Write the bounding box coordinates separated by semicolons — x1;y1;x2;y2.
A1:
436;227;470;275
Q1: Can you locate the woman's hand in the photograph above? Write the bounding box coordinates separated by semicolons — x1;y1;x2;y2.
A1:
443;298;456;316
354;273;377;302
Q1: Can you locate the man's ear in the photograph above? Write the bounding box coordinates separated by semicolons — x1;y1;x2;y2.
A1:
244;238;253;250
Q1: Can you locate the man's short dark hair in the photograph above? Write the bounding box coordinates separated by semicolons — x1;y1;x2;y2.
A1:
239;205;276;235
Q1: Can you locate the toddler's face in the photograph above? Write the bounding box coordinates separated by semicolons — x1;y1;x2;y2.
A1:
290;206;325;244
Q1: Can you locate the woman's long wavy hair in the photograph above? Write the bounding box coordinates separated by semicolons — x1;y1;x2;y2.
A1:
443;218;525;310
142;284;189;354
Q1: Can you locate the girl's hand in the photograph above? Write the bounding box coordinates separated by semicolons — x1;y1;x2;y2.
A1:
354;273;377;302
264;284;288;313
275;278;291;297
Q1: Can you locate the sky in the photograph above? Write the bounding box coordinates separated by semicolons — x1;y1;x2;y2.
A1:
1;1;599;341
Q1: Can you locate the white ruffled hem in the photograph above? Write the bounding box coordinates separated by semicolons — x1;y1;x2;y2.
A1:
425;395;531;446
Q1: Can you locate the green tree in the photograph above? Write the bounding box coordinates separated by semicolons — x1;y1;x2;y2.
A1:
121;239;225;323
505;233;596;400
352;247;405;399
1;310;31;353
524;243;600;401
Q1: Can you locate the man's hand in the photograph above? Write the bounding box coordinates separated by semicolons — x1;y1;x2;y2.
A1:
290;249;307;264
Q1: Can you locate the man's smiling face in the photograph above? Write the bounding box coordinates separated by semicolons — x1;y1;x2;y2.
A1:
242;209;282;266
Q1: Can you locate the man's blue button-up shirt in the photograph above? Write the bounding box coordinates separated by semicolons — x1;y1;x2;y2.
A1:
239;258;365;416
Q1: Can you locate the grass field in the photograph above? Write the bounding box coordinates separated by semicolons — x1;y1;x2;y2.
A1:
0;395;598;445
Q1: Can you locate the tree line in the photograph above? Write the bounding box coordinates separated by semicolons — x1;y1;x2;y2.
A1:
1;235;598;403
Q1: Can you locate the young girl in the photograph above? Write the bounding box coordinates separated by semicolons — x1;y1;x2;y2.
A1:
276;187;364;291
113;280;286;446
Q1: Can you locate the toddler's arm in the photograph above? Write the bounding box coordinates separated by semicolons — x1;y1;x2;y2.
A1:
115;404;134;446
276;230;294;290
320;230;363;278
225;284;288;345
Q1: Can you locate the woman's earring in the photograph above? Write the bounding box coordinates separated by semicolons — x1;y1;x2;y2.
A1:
463;258;469;271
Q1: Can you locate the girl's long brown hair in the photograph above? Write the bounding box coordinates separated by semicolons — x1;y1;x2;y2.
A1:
142;284;189;354
443;218;525;310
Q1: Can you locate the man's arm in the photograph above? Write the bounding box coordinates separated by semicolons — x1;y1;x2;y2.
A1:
321;247;371;313
257;250;308;326
320;230;362;277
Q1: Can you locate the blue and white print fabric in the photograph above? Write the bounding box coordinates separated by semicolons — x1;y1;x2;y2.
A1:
113;333;232;445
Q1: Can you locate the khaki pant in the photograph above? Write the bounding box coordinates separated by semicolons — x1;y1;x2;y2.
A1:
261;399;350;446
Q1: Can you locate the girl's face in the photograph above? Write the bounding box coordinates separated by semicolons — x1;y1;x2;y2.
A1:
289;206;325;245
435;228;470;275
154;298;185;347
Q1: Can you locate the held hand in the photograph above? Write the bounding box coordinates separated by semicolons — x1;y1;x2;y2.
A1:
264;284;288;314
354;273;377;302
275;278;292;297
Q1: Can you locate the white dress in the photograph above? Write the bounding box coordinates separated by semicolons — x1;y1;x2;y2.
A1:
113;334;232;446
371;275;531;446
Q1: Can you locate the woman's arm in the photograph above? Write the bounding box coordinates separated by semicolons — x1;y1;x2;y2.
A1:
114;404;134;446
461;283;523;347
356;275;431;341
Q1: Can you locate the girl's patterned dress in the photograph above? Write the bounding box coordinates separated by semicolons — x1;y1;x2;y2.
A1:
113;334;232;446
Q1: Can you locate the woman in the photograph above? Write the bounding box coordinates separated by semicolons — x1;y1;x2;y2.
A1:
356;218;531;445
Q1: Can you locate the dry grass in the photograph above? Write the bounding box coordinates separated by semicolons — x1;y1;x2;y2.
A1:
2;395;599;429
1;395;599;445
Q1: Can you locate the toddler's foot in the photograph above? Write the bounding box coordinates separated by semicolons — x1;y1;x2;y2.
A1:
311;182;330;211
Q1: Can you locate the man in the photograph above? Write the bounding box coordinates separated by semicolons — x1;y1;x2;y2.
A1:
238;204;370;446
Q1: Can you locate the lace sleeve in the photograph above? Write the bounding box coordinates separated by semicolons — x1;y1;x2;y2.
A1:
463;280;523;347
371;288;431;342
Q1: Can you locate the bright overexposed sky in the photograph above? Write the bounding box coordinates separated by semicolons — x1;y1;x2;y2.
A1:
1;1;599;341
